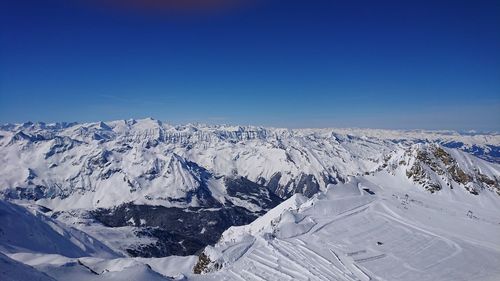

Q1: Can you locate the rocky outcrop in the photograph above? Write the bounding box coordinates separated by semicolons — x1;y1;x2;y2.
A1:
400;144;499;195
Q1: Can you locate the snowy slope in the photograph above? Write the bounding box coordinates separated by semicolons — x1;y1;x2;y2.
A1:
8;252;197;281
0;252;56;281
194;174;500;281
0;199;117;258
0;197;196;280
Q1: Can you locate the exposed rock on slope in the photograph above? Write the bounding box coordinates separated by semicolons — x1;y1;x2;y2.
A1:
384;144;500;195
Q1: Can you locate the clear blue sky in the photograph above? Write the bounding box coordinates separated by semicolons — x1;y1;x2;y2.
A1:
1;0;499;130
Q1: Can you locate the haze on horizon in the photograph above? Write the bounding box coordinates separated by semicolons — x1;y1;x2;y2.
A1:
0;0;499;131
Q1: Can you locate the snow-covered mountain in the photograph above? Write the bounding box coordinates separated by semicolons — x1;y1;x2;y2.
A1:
385;143;500;195
1;119;500;280
1;118;498;207
0;118;499;259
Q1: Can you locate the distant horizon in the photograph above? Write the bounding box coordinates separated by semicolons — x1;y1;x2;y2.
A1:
1;117;499;134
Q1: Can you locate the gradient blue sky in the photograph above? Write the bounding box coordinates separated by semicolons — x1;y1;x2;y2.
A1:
1;0;499;130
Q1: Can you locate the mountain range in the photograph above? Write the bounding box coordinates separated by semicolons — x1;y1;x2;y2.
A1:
0;119;499;280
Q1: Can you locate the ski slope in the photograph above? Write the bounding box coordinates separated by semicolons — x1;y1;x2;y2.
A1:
195;174;500;281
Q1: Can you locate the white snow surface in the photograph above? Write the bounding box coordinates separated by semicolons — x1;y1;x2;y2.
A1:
0;200;117;258
0;199;197;280
196;173;500;281
0;252;56;281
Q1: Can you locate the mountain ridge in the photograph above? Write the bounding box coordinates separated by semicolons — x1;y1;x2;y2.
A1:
0;119;499;258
